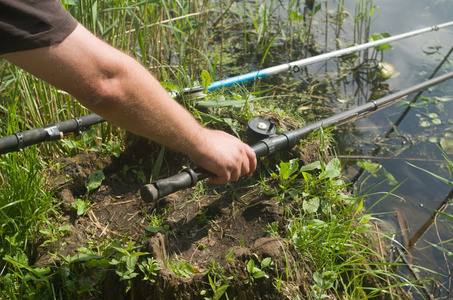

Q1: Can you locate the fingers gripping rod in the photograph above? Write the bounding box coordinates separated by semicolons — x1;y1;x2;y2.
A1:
140;71;453;202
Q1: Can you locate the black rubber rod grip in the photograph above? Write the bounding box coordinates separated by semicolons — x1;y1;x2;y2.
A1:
0;114;105;154
140;134;298;203
140;168;210;202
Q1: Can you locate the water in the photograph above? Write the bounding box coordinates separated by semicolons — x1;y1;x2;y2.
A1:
330;0;453;298
231;0;453;296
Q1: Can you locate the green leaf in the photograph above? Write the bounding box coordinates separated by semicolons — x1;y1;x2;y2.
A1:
261;257;272;269
383;169;398;185
226;248;235;261
59;224;72;233
81;128;96;145
253;270;267;279
371;32;393;50
69;198;89;216
289;10;304;21
434;96;453;102
279;159;299;180
312;3;322;15
357;160;380;173
130;252;149;258
303;197;320;214
63;139;81;150
201;70;212;88
432;118;442;125
324;158;341;179
419;120;430;127
86;170;105;192
440;132;453;155
300;161;321;172
246;259;255;274
309;219;326;228
313;271;337;290
68;253;104;263
214;284;229;299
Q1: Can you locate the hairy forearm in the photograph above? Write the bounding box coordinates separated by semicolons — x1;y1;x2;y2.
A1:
3;24;205;156
80;50;205;156
3;23;257;183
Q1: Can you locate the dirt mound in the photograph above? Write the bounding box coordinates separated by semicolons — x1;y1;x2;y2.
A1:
39;136;410;299
42;142;317;299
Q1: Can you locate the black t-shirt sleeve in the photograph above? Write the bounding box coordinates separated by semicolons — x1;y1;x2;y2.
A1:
0;0;78;55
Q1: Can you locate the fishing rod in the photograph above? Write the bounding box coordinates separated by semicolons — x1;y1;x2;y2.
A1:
140;70;453;202
202;21;453;92
3;21;453;153
384;44;453;138
347;44;453;184
0;114;105;154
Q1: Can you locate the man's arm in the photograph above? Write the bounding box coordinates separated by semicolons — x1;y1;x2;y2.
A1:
2;23;256;184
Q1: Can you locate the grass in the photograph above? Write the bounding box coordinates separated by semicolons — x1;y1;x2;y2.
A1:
261;129;425;299
0;115;57;299
0;0;447;298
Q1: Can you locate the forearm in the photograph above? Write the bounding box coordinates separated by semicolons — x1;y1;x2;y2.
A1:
80;53;205;156
3;23;257;183
3;24;204;157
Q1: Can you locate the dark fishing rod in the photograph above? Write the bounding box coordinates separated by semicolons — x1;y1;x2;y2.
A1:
4;21;453;153
0;114;105;154
140;71;453;202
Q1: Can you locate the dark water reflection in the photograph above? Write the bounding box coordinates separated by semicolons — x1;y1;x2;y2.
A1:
330;0;453;298
236;0;453;296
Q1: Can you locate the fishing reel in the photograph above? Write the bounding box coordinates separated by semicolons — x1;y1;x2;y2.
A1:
246;118;276;142
172;87;207;102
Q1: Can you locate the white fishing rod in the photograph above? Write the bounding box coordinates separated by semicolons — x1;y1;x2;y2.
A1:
4;22;453;154
205;21;453;91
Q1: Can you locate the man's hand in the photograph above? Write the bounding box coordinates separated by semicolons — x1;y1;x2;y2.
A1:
2;24;257;184
188;128;257;185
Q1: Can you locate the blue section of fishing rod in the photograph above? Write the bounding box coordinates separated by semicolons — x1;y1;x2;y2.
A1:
206;21;453;92
207;69;270;91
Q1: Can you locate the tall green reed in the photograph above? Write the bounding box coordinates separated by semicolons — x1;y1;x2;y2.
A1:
0;99;56;271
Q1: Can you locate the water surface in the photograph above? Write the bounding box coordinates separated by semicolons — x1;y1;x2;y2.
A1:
331;1;453;298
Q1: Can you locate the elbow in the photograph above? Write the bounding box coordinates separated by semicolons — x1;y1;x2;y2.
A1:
73;54;134;112
79;73;127;112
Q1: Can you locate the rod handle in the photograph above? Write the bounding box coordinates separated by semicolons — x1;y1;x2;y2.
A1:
140;168;210;202
139;133;297;202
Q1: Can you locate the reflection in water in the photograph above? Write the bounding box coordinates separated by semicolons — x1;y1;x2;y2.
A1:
329;1;453;298
238;0;453;296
